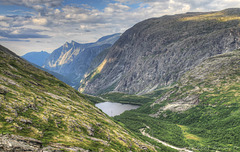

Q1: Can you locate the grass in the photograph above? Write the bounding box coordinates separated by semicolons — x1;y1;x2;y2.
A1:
115;50;240;151
0;46;157;151
177;125;201;141
180;11;240;22
79;59;108;93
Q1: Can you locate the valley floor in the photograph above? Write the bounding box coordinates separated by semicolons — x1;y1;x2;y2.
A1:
140;126;192;152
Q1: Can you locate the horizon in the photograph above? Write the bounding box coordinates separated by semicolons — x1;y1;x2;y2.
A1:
1;0;240;55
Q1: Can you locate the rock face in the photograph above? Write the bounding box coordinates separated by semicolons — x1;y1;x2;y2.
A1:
151;50;240;115
43;33;120;87
0;134;90;152
81;8;240;95
0;134;42;152
0;45;155;151
22;51;50;67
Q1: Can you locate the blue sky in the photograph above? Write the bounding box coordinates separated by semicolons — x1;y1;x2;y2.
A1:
1;0;240;55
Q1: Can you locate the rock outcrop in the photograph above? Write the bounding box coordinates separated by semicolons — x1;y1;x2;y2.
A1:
151;50;240;115
0;134;42;152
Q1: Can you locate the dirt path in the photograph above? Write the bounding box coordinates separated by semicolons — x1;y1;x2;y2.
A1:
140;127;193;152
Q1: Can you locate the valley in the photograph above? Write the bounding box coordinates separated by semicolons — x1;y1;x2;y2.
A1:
0;45;160;151
114;50;240;151
1;7;240;152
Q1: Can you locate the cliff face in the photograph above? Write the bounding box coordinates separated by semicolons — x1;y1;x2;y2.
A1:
43;33;120;87
152;49;240;114
81;8;240;95
0;45;155;151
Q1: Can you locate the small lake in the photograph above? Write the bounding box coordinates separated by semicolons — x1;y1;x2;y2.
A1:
95;102;140;117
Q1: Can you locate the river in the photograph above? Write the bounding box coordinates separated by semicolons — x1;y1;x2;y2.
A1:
95;102;139;117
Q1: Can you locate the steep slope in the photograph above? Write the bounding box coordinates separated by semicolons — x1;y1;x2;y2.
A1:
43;33;120;87
81;8;240;95
22;51;50;66
115;50;240;151
0;45;155;151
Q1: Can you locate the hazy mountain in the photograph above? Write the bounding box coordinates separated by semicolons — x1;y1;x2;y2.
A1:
43;33;121;88
0;45;155;151
22;51;50;66
80;8;240;95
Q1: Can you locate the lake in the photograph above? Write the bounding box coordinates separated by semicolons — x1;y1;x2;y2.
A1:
95;102;140;117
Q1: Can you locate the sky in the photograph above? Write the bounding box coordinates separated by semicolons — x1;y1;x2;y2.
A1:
1;0;240;56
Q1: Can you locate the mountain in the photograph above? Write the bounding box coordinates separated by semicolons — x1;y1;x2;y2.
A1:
80;8;240;95
0;45;156;151
22;51;50;66
43;33;121;88
115;49;240;151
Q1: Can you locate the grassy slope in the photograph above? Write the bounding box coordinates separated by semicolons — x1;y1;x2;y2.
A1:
115;50;240;152
0;45;156;151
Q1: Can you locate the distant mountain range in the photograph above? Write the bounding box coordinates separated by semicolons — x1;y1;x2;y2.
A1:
22;33;121;88
22;51;50;66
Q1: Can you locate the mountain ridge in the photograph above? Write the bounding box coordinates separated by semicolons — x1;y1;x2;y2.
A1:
80;8;240;95
43;33;121;87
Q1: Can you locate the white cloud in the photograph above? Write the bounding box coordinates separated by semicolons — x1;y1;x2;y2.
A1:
1;0;63;8
1;0;240;55
32;18;48;25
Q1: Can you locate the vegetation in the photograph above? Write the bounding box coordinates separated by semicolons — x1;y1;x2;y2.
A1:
100;92;154;105
115;50;240;151
84;94;107;104
79;59;107;93
180;11;240;22
115;111;188;147
0;45;157;151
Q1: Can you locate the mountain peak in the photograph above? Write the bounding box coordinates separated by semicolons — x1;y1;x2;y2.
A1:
71;40;76;44
21;50;50;66
42;33;120;87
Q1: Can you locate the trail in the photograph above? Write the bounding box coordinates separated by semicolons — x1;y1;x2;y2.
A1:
140;127;193;152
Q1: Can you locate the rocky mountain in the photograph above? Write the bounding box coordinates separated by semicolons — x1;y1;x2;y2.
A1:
0;45;156;151
43;33;121;87
22;51;50;67
80;8;240;95
115;49;240;151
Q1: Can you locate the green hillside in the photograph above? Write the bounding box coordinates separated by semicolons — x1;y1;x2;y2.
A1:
115;50;240;151
0;45;156;151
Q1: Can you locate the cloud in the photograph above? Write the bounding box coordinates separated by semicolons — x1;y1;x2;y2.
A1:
0;38;30;42
1;0;63;8
104;3;130;12
2;0;240;55
32;18;48;25
0;28;51;39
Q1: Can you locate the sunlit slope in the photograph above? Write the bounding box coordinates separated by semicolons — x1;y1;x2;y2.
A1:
0;45;155;151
